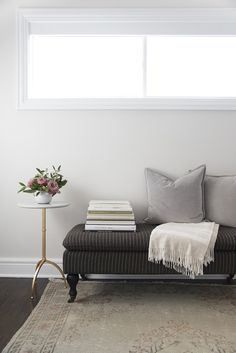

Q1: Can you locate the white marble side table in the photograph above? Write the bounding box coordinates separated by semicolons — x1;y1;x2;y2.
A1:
18;201;69;299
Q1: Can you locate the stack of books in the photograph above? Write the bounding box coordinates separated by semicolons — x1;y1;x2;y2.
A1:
85;200;136;231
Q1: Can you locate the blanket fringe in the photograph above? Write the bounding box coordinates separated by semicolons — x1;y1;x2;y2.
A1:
148;247;215;279
148;222;219;279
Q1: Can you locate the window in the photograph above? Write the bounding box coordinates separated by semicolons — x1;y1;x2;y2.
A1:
146;36;236;98
29;36;144;99
18;8;236;110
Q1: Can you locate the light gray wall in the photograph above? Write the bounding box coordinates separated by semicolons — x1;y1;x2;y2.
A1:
1;0;236;276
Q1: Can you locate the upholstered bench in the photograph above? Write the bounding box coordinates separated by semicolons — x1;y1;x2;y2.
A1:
63;223;236;302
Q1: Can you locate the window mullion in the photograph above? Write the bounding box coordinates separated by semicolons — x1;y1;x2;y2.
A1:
142;36;147;98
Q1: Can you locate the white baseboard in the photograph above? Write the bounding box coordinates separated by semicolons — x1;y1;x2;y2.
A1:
0;257;233;280
0;257;63;278
87;274;233;280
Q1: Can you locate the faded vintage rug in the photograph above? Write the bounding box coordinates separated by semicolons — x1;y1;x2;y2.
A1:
3;280;236;353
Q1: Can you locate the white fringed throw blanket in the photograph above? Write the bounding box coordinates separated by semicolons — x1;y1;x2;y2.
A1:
148;222;219;279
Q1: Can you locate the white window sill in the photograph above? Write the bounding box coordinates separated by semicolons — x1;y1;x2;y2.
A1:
17;98;236;111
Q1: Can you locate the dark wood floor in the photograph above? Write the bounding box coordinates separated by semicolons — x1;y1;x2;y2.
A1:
0;278;48;352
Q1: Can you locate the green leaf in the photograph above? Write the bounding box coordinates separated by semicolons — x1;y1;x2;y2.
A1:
18;186;26;193
36;168;43;175
19;182;25;187
30;185;38;190
24;189;35;193
59;180;67;187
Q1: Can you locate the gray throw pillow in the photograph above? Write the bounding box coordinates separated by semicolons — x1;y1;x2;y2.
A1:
145;165;206;224
205;175;236;227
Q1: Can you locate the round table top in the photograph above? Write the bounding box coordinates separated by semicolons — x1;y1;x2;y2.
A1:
18;201;69;209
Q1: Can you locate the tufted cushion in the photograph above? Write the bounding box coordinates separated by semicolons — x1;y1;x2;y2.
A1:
63;223;236;252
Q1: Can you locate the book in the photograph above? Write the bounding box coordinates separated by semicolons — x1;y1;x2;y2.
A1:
89;200;130;205
88;210;133;215
86;213;135;220
85;224;136;231
86;220;135;225
88;203;132;214
88;205;133;211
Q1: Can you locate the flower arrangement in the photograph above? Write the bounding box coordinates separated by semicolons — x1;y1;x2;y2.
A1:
18;165;67;196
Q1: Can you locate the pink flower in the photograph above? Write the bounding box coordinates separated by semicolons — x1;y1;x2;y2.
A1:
37;177;47;186
27;178;35;188
47;180;59;195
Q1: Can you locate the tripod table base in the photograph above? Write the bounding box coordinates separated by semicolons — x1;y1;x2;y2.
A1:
31;258;67;299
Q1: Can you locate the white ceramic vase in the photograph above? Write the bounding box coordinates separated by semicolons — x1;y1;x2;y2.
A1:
34;191;52;204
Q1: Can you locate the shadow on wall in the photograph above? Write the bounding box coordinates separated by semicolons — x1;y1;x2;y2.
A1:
49;184;88;228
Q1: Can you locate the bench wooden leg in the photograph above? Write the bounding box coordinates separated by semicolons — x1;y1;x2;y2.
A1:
227;274;234;284
67;274;79;303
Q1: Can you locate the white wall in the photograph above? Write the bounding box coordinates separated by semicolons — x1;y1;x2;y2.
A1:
1;0;236;277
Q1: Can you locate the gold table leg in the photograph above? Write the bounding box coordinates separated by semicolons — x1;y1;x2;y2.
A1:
31;208;67;300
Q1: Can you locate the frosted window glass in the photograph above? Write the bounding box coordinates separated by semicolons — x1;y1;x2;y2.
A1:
28;35;143;98
146;36;236;97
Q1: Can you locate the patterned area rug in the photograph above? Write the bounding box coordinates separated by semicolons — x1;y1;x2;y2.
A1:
3;281;236;353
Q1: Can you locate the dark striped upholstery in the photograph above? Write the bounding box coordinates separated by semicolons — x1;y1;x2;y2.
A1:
63;250;236;274
63;223;236;276
63;223;236;252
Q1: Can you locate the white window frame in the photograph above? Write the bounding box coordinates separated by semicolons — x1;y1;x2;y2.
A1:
17;8;236;110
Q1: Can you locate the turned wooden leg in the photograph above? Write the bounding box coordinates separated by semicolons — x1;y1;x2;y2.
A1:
67;274;79;303
227;274;234;284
